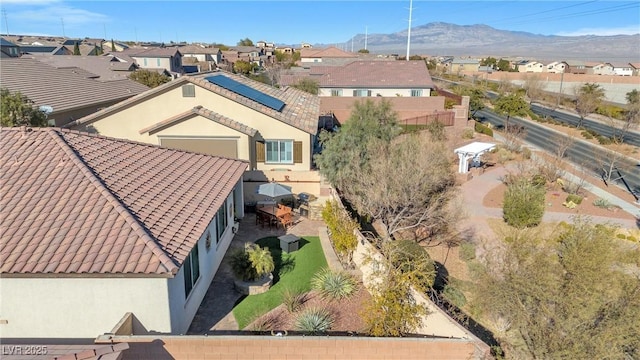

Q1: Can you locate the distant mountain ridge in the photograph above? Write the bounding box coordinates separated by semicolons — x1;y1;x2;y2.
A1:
329;22;639;62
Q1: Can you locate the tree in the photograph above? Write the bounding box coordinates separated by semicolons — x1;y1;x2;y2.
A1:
1;88;48;127
111;38;116;52
473;219;640;359
128;70;171;88
522;74;544;103
426;58;437;71
493;93;529;131
496;59;511;72
574;82;605;128
480;57;497;68
73;41;81;56
95;42;104;56
502;177;545;228
292;77;319;95
237;37;254;46
358;49;370;53
610;89;640;144
452;85;486;118
233;60;256;75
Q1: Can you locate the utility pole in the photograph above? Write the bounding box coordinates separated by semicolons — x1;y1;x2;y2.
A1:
60;18;66;37
364;26;368;51
556;71;564;109
2;9;9;35
406;0;413;61
351;37;354;52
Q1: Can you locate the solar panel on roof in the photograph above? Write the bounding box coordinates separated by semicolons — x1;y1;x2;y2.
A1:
205;75;285;112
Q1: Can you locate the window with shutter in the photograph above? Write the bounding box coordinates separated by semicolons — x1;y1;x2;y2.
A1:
294;141;302;163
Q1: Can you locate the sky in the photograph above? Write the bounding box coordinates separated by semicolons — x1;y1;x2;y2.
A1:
1;0;639;46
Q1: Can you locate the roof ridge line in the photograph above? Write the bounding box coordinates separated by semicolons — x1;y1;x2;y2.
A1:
46;129;179;275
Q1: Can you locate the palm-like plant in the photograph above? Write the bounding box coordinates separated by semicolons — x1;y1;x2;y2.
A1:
247;244;275;279
311;268;357;300
294;307;334;334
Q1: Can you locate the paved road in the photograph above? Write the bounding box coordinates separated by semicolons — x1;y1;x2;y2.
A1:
476;109;640;197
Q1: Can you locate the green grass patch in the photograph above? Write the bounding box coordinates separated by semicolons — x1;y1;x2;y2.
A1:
232;236;327;329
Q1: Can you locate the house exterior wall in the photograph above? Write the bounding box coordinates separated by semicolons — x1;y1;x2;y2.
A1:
133;56;182;73
50;100;135;127
301;57;322;63
613;67;633;76
80;84;313;171
167;188;239;334
318;87;432;97
593;64;615;75
519;62;544;73
0;277;171;338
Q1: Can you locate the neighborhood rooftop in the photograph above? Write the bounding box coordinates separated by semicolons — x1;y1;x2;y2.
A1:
0;127;247;276
0;57;148;112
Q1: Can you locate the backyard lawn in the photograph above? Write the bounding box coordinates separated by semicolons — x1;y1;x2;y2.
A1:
232;236;327;329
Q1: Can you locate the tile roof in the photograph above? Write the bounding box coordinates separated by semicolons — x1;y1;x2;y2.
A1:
300;46;357;58
120;47;181;58
179;45;220;54
139;106;258;136
72;71;320;134
29;54;137;81
0;127;247;276
281;60;434;89
0;57;148;113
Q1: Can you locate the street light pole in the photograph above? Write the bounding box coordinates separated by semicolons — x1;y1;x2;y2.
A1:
556;71;564;109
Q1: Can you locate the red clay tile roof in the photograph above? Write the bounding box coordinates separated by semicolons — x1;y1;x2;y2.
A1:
139;106;258;136
71;71;320;135
0;127;247;276
300;47;357;59
281;60;434;89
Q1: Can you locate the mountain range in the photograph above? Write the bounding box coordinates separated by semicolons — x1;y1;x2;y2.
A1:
335;22;639;62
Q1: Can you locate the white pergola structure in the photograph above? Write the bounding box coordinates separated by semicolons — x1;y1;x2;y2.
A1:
453;142;496;174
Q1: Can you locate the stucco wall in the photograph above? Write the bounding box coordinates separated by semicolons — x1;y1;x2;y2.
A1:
82;83;312;171
167;189;239;334
0;277;171;338
318;87;432;97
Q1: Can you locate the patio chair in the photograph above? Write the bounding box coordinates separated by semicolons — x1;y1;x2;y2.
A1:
279;213;294;229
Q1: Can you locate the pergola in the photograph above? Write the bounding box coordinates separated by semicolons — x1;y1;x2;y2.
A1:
453;142;496;174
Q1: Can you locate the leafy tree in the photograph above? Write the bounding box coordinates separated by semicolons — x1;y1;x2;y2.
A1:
452;85;486;117
237;37;254;46
73;41;81;56
233;60;256;75
408;55;422;60
128;70;171;88
362;240;431;336
111;38;116;52
473;219;640;359
321;200;359;264
522;74;544;103
480;57;497;67
574;82;605;128
502;177;545;228
426;58;437;71
357;49;370;53
1;88;48;127
493;93;529;131
618;89;640;143
496;59;511;71
292;77;319;95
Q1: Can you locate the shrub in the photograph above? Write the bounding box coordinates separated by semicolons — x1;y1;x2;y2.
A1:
627;236;638;242
387;240;436;291
475;122;494;137
531;174;546;187
496;148;515;164
443;284;467;308
503;178;546;228
462;128;475;139
597;135;612;145
294;307;334;334
565;194;583;205
522;147;532;159
581;131;594;139
248;312;278;331
616;233;627;240
321;200;360;264
311;268;357;300
282;287;306;313
593;198;612;209
229;243;274;281
459;242;476;261
563;201;577;209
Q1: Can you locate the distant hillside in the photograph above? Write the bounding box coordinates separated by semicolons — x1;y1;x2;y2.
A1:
332;22;639;62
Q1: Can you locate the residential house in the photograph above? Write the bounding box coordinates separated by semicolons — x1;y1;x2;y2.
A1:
611;62;633;76
227;46;265;67
29;54;139;81
0;57;148;126
630;63;640;76
448;58;480;73
67;71;320;175
565;60;592;74
593;62;615;75
518;61;544;73
0;127;247;338
179;45;222;67
299;46;356;65
301;42;313;49
119;47;183;77
281;60;435;98
0;37;20;57
277;46;294;55
545;61;568;73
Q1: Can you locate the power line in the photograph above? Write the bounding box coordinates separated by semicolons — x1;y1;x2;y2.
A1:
490;1;598;25
495;2;639;28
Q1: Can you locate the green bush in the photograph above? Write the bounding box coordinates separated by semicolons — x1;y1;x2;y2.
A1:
462;128;475;139
565;194;583;205
387;240;436;290
496;148;515;164
311;268;357;300
474;122;494;137
229;243;275;281
531;174;546;187
581;131;594;139
616;233;627;240
597;135;612;145
294;307;334;334
521;147;532;159
459;242;476;261
593;198;612;209
627;236;638;242
503;178;546;228
321;200;360;264
442;284;467;308
282;287;306;313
